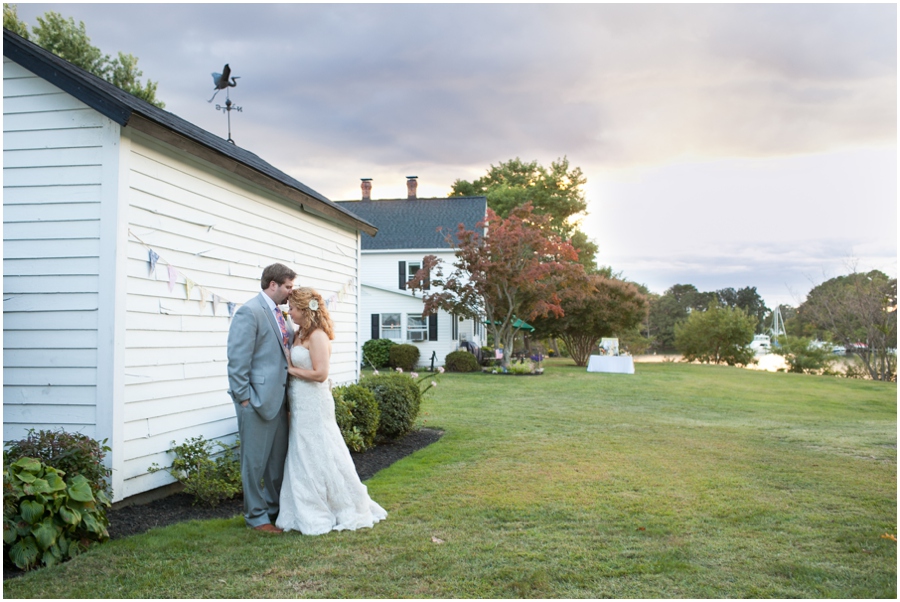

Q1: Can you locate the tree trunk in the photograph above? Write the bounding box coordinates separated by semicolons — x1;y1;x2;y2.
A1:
561;333;599;367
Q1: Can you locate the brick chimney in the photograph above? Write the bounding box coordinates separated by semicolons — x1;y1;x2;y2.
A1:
406;175;418;199
360;178;372;201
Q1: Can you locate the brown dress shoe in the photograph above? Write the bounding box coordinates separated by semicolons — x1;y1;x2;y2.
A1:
252;523;283;533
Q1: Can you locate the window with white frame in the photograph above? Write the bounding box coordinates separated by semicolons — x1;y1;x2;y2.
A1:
451;313;459;340
381;313;401;340
407;314;427;341
407;261;421;283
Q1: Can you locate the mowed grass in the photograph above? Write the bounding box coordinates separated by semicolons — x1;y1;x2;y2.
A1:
5;361;896;598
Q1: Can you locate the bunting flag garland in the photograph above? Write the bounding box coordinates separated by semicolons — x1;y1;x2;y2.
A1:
130;228;357;320
131;228;243;317
167;265;177;292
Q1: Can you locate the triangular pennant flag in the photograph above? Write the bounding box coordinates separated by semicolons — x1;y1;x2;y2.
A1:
212;294;220;316
200;286;208;307
148;249;159;275
167;265;177;292
184;278;195;301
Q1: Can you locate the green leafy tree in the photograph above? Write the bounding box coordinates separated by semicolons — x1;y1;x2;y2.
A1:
450;156;599;271
674;301;756;366
408;203;584;370
798;270;897;381
647;284;713;352
530;273;647;367
716;286;770;333
773;335;835;374
4;5;164;108
3;3;28;38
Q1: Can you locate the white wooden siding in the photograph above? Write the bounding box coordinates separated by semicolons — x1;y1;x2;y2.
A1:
3;58;118;443
120;131;360;498
357;250;482;367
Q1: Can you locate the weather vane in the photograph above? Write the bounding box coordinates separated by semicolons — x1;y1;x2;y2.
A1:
208;63;243;144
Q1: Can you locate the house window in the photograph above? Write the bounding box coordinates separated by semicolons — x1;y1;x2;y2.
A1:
451;313;459;340
381;313;401;340
407;314;427;341
404;260;429;291
407;261;421;282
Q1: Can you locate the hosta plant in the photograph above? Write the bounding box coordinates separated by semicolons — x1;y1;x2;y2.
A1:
3;457;110;571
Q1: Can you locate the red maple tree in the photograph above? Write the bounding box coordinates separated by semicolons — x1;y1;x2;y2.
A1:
409;203;584;369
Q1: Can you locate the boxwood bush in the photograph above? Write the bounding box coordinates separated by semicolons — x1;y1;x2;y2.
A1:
389;344;420;371
362;338;395;369
359;373;422;440
333;384;380;452
445;350;480;372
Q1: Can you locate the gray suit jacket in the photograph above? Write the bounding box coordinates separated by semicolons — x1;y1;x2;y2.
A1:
226;292;293;421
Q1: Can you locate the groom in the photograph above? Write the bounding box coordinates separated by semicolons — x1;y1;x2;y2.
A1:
227;263;296;533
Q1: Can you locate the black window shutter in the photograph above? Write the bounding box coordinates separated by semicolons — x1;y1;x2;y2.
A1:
399;261;407;290
428;313;438;341
371;314;380;339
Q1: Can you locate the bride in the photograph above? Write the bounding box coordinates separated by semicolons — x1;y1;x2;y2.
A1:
275;287;387;535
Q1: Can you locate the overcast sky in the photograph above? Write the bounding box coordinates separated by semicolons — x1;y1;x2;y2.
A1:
12;3;897;308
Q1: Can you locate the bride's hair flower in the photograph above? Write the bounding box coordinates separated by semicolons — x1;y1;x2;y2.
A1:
307;299;319;311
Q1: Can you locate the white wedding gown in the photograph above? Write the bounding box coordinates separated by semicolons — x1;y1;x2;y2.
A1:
276;345;387;535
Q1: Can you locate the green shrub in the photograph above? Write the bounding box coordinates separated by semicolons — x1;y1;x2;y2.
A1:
389;344;421;371
4;429;112;501
506;361;536;374
362;338;396;369
3;457;110;571
360;373;422;440
445;350;480;372
333;384;381;452
773;336;836;374
148;436;241;507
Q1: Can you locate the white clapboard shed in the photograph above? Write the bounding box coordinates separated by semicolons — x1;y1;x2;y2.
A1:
3;31;376;502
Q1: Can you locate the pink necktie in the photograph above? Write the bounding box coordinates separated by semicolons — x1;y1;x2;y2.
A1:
275;308;290;349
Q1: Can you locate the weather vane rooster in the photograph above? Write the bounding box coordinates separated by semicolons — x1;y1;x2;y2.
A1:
207;63;243;144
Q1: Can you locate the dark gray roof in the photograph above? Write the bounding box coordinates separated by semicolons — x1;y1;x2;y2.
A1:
334;197;486;250
3;29;376;236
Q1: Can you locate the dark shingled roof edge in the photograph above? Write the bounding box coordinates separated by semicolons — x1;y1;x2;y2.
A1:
3;28;376;236
334;196;487;250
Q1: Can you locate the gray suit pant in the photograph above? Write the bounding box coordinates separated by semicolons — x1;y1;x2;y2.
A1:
234;399;289;528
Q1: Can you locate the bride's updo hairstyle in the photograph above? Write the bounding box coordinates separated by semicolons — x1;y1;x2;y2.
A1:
289;287;335;342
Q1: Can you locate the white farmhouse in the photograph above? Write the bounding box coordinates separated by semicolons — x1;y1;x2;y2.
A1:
335;177;486;368
3;31;376;502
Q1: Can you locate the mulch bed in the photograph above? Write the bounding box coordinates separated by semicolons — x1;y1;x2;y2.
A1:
4;428;443;579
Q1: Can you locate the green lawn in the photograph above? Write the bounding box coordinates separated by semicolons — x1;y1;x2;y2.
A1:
5;361;896;598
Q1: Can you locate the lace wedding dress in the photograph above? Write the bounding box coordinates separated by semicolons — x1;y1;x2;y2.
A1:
275;345;387;535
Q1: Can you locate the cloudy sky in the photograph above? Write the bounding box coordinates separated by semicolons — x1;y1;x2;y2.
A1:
13;3;897;307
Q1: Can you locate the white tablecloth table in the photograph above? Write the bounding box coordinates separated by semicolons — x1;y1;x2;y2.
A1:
586;355;635;374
